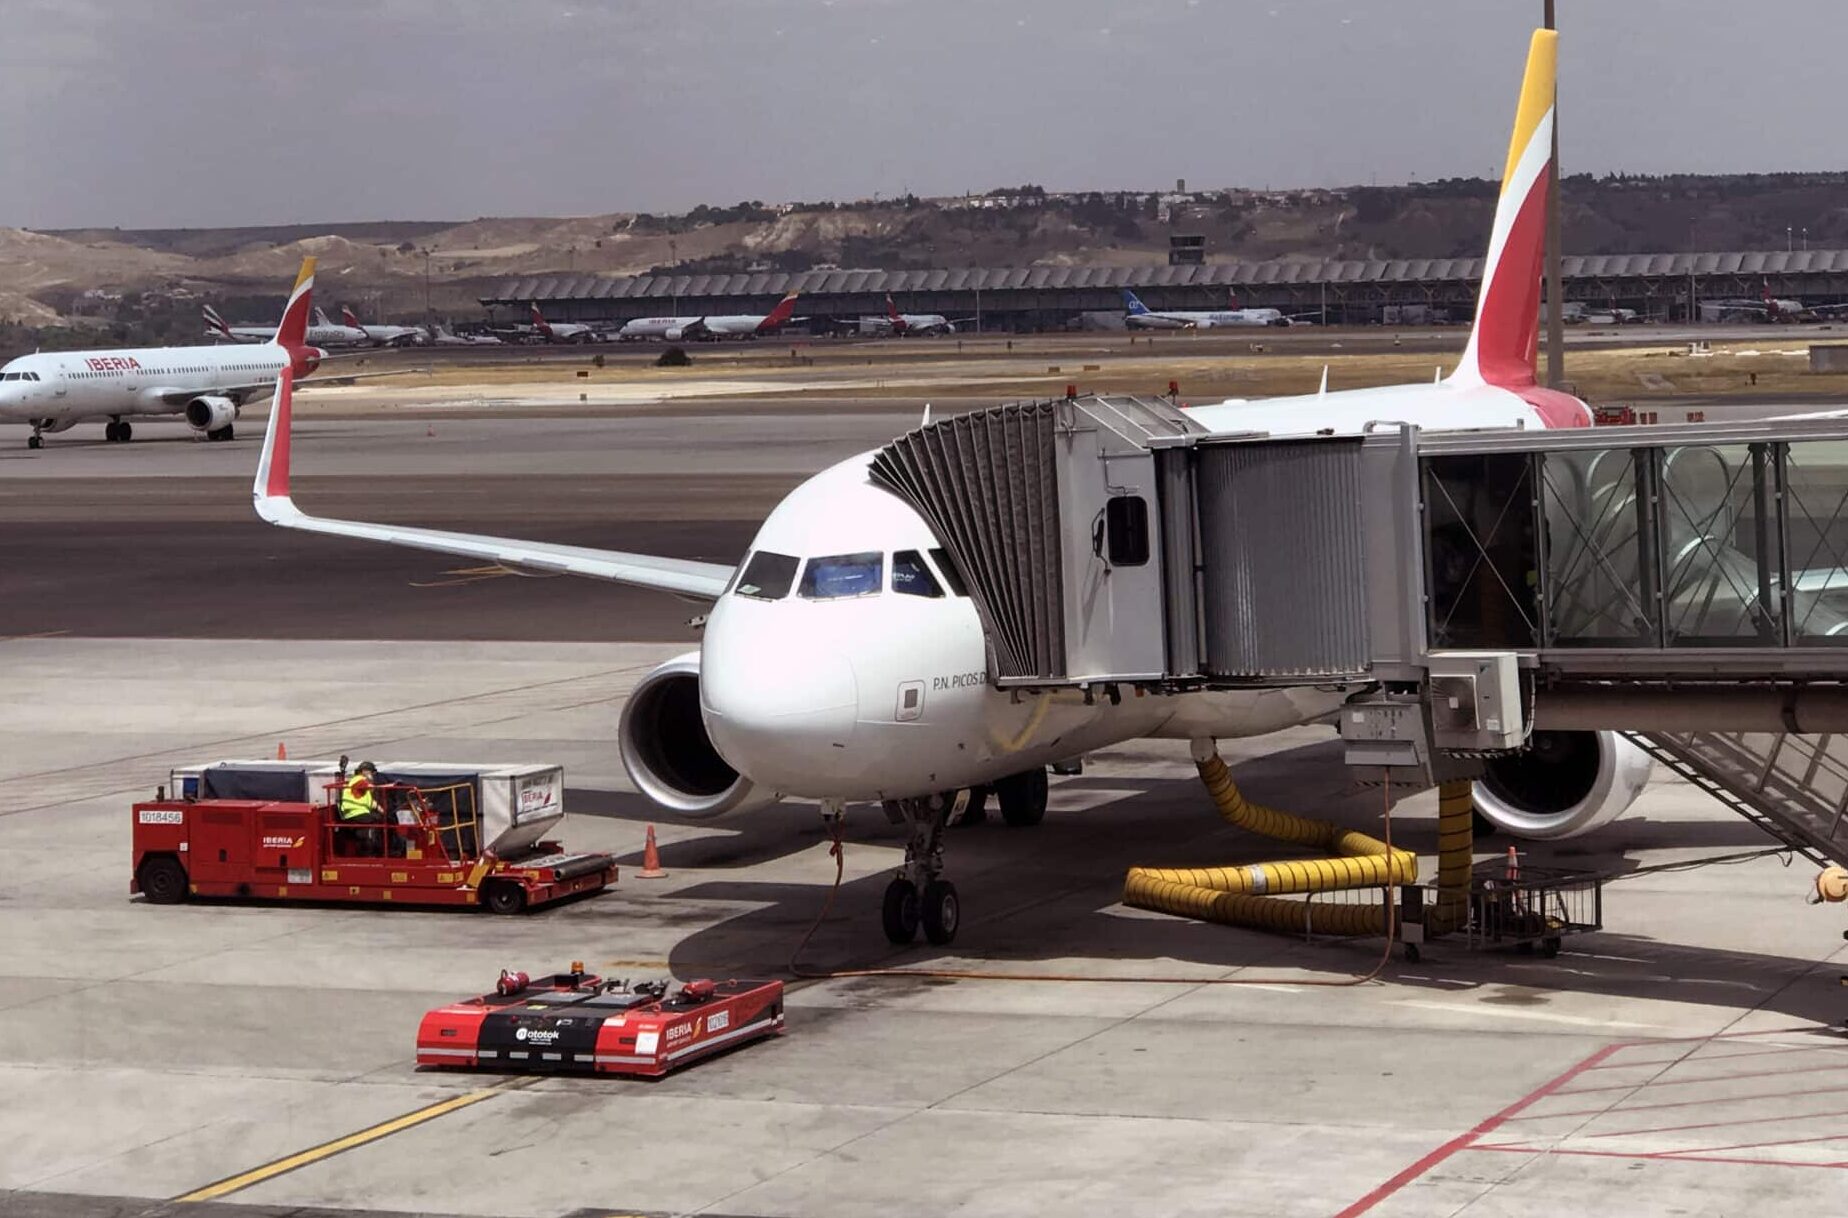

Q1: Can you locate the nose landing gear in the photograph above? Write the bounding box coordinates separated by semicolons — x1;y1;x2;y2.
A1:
881;791;964;946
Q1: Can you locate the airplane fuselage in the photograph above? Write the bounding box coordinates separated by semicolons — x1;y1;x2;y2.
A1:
694;376;1587;804
1127;308;1286;329
0;343;297;428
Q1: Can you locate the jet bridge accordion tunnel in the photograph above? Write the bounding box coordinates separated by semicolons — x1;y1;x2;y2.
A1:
870;399;1848;938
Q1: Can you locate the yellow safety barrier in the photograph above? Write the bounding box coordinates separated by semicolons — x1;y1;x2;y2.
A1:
1123;741;1475;941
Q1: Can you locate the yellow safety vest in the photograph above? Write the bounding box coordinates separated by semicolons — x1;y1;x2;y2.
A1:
339;775;381;821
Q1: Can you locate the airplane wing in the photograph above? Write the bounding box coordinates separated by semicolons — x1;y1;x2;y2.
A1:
251;368;735;599
154;368;426;407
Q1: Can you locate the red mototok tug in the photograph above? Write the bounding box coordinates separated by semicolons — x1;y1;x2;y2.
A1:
417;966;785;1077
131;759;617;914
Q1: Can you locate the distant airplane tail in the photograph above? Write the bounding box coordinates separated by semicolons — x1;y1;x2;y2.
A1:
341;305;363;329
1450;29;1557;395
203;304;233;340
529;302;554;338
756;291;800;334
886;293;901;322
1121;289;1150;316
275;257;319;369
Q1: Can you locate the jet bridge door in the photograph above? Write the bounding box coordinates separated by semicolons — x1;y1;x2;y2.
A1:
1195;437;1371;680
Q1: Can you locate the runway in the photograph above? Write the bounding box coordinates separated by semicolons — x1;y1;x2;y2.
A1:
7;388;1848;1217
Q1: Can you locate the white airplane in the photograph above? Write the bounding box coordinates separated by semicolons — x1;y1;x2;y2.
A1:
204;302;370;348
254;30;1646;946
525;303;600;344
341;307;427;347
1701;279;1848;324
617;292;801;341
430;324;504;347
1122;288;1295;329
841;295;963;337
2;258;353;449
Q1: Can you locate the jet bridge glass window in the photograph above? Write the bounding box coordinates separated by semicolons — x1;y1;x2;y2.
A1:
799;552;884;600
1103;495;1151;567
891;550;943;597
733;551;799;600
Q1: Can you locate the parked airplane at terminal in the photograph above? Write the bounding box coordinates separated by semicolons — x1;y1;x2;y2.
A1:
430;324;504;347
1702;279;1848;324
5;259;341;449
204;302;369;348
617;292;801;341
1122;288;1294;329
255;31;1643;946
526;303;598;344
341;307;426;347
840;295;963;336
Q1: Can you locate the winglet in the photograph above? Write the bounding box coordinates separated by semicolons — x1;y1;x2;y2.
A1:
253;365;296;518
1451;28;1556;390
275;257;317;351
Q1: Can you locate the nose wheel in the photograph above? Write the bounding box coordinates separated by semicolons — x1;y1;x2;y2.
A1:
881;792;964;946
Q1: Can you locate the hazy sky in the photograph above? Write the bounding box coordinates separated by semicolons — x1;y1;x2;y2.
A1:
2;0;1840;229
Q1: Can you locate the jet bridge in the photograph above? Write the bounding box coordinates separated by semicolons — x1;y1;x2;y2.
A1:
870;396;1848;868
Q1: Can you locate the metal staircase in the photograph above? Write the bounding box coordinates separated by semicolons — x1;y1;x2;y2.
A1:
1626;732;1848;868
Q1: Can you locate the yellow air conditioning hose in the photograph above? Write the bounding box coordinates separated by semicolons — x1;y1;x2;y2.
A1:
1123;740;1472;939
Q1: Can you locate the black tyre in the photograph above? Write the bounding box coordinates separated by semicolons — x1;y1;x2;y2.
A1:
27;435;42;449
484;881;527;916
956;786;989;826
104;421;120;442
118;422;132;442
995;767;1048;827
1403;943;1421;964
881;877;920;944
921;879;960;946
137;855;189;905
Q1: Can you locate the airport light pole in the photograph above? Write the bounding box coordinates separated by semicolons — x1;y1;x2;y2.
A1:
1544;0;1564;390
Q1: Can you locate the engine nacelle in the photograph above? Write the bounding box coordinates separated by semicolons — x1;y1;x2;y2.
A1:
184;396;237;433
36;417;78;433
663;327;688;342
619;651;776;819
1473;730;1653;840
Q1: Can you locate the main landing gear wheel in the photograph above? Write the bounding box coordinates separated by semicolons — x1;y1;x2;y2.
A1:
882;877;921;944
994;766;1049;827
136;855;189;904
921;879;960;945
105;421;120;442
206;425;234;442
26;435;42;450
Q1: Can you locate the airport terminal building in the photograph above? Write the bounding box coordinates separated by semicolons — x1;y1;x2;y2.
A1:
483;248;1848;331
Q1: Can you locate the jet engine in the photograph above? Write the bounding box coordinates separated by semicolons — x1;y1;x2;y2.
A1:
1473;730;1653;840
663;327;689;342
185;396;237;435
619;651;775;818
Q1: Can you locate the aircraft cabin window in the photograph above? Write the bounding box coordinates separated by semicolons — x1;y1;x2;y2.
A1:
891;550;943;598
799;552;884;600
734;550;799;600
1104;495;1151;567
929;547;969;597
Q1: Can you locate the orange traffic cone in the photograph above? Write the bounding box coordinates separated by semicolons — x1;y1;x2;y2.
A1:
636;824;667;879
277;741;288;760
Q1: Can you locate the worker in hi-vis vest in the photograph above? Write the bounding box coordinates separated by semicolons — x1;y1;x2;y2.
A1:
338;760;386;854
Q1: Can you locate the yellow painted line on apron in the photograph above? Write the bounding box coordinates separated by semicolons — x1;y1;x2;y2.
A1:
173;1076;533;1202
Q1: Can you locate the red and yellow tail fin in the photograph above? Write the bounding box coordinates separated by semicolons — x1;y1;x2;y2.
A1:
1452;29;1556;390
757;291;800;333
275;257;317;350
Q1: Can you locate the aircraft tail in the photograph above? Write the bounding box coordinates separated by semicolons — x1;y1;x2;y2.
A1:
1450;28;1556;390
275;258;317;351
886;293;901;322
341;305;362;328
203;304;233;340
529;302;554;337
1122;289;1150;316
756;291;800;334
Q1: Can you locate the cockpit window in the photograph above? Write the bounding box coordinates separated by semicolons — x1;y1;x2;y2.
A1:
891;550;943;598
929;547;969;597
799;552;884;600
734;551;799;600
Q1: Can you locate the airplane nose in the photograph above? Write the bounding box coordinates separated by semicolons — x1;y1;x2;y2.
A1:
702;642;858;791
